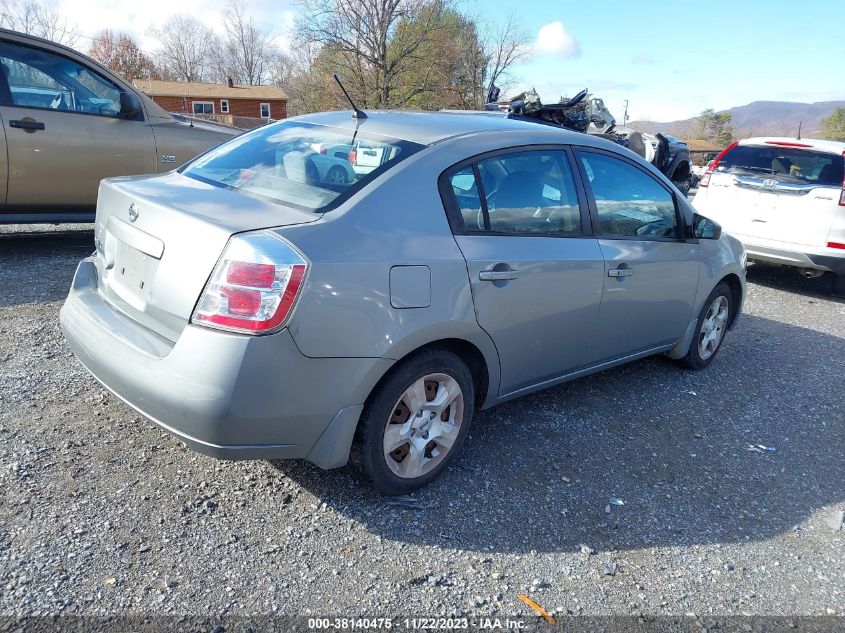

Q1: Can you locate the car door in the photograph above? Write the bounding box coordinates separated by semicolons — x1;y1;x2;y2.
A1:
442;147;605;396
574;148;699;364
0;38;157;214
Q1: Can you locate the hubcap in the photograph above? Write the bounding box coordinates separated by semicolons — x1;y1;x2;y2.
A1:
383;373;464;479
327;169;345;184
698;295;729;360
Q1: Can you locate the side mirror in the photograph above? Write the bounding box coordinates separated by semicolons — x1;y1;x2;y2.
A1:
119;92;142;119
692;213;721;240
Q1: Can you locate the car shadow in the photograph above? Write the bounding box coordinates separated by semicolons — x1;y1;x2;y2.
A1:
271;313;844;554
746;262;844;302
0;227;93;307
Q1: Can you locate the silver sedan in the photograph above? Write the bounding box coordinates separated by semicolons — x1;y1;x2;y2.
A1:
61;111;746;495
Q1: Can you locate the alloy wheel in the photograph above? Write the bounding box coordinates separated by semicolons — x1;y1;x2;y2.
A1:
698;295;729;360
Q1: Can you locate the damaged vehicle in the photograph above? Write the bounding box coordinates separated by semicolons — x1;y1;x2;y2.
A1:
492;88;693;194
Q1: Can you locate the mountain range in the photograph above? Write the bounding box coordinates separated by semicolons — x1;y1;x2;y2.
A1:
630;100;845;139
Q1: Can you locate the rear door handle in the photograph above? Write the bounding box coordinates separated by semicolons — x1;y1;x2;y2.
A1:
479;269;519;281
10;119;45;132
608;267;634;277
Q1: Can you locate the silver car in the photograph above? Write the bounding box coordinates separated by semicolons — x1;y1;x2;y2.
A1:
60;111;746;495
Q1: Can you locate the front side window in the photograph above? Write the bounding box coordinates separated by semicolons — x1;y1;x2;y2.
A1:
0;41;123;116
192;101;214;115
578;151;677;238
182;120;424;212
446;149;582;235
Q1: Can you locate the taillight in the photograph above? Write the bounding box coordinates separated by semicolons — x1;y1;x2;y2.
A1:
699;140;739;188
828;241;845;250
192;231;308;335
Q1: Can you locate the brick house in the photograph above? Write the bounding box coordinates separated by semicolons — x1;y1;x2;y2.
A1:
132;78;288;123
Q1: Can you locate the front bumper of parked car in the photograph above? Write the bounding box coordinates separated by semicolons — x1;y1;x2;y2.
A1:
60;258;390;468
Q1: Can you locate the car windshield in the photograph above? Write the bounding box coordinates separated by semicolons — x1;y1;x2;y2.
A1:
717;145;844;185
182;121;425;212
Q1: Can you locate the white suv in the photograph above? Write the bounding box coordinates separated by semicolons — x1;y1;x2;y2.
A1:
692;137;845;295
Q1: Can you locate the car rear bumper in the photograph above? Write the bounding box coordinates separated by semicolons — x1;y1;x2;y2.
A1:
60;258;390;467
732;234;845;275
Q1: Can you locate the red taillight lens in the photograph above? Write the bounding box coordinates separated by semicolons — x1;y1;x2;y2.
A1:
699;140;739;188
828;241;845;250
227;261;275;287
221;287;262;316
192;231;309;335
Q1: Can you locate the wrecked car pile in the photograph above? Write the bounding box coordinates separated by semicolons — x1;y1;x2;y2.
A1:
487;88;693;193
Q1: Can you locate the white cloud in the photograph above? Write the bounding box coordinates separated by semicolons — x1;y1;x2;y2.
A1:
631;53;655;65
534;21;581;58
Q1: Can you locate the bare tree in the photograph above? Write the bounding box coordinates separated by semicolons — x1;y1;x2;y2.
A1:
217;0;280;85
479;13;531;103
150;15;217;82
0;0;78;46
89;30;159;80
296;0;450;108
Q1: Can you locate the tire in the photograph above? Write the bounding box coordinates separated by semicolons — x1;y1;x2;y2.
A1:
674;178;691;196
349;349;475;496
678;282;732;370
326;165;347;184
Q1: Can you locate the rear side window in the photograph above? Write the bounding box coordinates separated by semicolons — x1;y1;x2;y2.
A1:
718;145;845;185
578;151;678;238
183;121;424;212
445;149;582;235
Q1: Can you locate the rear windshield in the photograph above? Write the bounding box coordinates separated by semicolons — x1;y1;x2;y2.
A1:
718;145;844;185
182;121;425;211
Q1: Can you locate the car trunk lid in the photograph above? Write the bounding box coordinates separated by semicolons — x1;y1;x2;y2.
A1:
93;172;319;342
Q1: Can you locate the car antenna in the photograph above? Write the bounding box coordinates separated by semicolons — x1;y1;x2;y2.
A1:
797;120;802;140
333;74;367;120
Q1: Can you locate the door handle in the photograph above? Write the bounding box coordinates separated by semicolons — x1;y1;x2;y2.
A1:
608;267;634;278
10;119;45;132
479;269;519;281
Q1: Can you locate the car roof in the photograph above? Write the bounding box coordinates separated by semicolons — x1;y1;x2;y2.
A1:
291;110;589;146
739;137;845;155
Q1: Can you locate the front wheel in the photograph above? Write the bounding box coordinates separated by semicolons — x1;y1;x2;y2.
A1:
679;282;732;370
349;349;475;495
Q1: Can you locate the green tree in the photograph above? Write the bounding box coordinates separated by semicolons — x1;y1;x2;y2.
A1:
820;107;845;142
697;108;733;145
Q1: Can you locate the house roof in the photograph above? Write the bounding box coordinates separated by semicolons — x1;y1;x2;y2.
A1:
131;79;288;101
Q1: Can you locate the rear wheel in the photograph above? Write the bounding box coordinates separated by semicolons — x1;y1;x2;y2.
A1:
679;282;732;370
326;165;347;184
349;350;475;495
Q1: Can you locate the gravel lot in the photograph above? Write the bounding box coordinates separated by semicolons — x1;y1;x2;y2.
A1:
1;224;843;623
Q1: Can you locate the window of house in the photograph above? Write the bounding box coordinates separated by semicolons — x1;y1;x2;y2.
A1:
192;101;214;115
219;99;229;114
260;102;271;118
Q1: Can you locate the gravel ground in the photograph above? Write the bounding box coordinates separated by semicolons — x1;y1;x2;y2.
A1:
0;224;843;623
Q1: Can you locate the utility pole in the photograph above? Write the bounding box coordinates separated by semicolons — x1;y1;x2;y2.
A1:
623;100;629;126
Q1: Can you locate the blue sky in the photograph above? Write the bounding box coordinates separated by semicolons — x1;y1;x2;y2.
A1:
468;0;845;121
61;0;845;123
